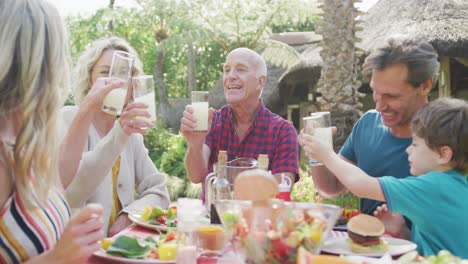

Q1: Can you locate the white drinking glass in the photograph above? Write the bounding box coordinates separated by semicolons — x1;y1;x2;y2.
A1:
102;50;134;116
303;111;332;166
132;75;156;125
191;91;209;132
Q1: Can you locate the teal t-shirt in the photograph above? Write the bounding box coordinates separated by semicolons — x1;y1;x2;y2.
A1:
379;170;468;258
340;110;412;214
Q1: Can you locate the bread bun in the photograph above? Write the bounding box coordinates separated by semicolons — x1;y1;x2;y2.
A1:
347;214;384;236
234;169;279;201
349;240;389;254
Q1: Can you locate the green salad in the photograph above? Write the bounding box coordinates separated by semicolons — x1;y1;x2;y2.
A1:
397;250;468;264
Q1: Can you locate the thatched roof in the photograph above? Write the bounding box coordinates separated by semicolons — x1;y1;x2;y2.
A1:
358;0;468;56
209;32;323;116
278;44;323;91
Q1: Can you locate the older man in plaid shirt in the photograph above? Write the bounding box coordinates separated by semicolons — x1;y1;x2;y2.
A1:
180;47;299;201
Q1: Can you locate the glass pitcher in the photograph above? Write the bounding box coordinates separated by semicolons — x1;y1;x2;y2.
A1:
205;157;257;212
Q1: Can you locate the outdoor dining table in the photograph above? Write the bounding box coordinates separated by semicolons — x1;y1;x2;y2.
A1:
85;224;350;264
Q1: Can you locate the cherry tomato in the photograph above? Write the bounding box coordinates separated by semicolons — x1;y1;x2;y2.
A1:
157;215;166;224
165;231;176;242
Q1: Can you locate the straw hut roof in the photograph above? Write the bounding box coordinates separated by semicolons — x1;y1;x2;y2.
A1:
358;0;468;56
209;32;323;116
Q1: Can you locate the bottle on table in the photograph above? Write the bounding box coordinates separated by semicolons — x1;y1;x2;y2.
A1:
210;150;231;224
276;173;292;201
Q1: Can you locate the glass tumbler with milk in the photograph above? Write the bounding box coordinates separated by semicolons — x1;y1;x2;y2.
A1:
132;75;156;126
102;50;134;116
191;91;209;132
303;111;333;166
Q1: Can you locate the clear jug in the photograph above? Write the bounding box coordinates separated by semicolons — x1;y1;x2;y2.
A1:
205;157;257;212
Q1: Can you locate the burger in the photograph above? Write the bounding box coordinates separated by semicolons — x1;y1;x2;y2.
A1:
347;214;388;254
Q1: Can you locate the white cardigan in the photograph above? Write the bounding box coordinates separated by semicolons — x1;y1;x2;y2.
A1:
60;106;170;232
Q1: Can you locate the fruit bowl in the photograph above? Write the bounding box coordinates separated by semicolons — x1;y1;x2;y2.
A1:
215;199;341;264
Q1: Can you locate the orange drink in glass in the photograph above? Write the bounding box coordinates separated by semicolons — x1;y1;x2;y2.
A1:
196;225;227;252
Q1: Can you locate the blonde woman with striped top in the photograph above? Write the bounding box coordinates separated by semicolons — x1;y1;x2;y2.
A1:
0;0;117;263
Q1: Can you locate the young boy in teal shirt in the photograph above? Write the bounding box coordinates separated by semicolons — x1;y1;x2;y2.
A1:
299;97;468;257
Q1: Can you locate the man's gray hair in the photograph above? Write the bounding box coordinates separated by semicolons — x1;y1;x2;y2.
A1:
230;48;267;78
363;35;440;88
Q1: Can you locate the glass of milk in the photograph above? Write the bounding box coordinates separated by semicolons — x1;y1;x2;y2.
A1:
303;111;332;166
132;75;156;126
102;50;134;116
191;91;209;132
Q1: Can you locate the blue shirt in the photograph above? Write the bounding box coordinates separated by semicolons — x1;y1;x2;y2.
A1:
379;170;468;257
340;110;412;214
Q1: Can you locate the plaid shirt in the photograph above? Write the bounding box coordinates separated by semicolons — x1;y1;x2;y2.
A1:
202;101;299;201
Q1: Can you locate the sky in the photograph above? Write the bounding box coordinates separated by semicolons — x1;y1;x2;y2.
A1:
48;0;138;17
48;0;380;17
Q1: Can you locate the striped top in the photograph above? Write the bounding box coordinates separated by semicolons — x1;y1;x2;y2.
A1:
0;190;71;264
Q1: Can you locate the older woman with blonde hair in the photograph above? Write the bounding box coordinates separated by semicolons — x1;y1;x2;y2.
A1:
0;0;110;262
60;37;170;237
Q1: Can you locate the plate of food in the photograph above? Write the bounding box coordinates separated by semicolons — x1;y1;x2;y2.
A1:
322;214;417;257
93;233;177;263
129;205;177;232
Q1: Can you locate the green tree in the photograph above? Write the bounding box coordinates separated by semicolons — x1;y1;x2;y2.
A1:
65;2;224;119
130;0;229;130
314;0;364;150
188;0;319;68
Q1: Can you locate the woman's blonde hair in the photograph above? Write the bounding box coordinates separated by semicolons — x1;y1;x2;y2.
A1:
73;37;144;104
0;0;70;207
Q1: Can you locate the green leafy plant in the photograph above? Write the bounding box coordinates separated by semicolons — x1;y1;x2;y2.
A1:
320;192;359;210
291;168;316;203
291;166;359;210
143;127;190;199
159;133;187;179
165;175;186;201
143;127;174;170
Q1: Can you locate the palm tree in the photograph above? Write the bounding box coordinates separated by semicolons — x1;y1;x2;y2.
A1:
315;0;364;149
134;0;209;131
107;0;115;32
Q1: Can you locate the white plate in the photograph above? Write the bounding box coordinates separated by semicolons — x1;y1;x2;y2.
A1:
321;236;417;257
93;250;175;264
128;212;176;232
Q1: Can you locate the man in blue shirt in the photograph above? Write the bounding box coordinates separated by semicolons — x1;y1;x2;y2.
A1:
307;35;440;238
301;97;468;257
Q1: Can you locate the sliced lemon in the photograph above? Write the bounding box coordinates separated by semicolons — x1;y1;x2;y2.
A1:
308;227;322;243
159;242;177;260
100;238;113;250
141;205;152;221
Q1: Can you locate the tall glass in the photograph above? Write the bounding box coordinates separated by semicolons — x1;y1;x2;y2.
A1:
176;198;205;264
102;50;134;115
303;111;332;166
191;91;209;132
132;75;156;125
